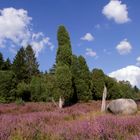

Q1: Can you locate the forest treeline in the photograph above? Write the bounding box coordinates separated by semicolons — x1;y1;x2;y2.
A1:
0;25;139;104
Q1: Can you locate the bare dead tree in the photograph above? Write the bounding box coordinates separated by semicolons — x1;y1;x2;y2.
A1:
51;96;64;109
51;97;58;107
59;96;64;109
101;85;107;112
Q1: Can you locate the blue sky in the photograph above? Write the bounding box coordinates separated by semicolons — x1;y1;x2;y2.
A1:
0;0;140;87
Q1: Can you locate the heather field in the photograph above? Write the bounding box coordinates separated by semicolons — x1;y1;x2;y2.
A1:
0;101;140;140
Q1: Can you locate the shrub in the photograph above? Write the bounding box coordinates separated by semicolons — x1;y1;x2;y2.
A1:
16;81;31;101
0;96;6;103
15;98;25;105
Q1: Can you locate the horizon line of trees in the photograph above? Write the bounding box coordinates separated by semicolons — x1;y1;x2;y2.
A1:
0;25;139;104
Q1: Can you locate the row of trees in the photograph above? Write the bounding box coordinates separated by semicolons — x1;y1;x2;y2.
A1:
0;45;39;102
0;25;139;104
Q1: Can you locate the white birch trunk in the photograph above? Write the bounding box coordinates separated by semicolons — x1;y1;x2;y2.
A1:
101;85;107;112
59;96;64;109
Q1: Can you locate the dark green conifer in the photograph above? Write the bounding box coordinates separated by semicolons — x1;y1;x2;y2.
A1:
12;47;28;82
0;52;4;70
25;45;39;80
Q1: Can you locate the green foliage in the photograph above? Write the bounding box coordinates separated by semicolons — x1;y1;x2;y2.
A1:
0;71;16;102
91;70;137;100
91;69;105;100
57;25;71;47
71;55;79;102
75;79;91;102
0;53;11;71
56;44;72;66
16;81;31;101
45;74;59;100
12;46;39;83
0;52;4;70
105;77;139;99
134;85;139;93
12;47;28;82
56;64;73;103
78;56;91;86
25;45;39;81
105;76;123;99
2;58;11;70
30;76;49;102
0;96;6;103
118;81;136;99
0;26;139;103
15;98;25;105
71;55;92;102
55;25;73;104
56;25;72;66
49;64;56;75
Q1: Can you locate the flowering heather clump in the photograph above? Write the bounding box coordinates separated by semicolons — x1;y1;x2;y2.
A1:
0;101;140;140
0;102;56;115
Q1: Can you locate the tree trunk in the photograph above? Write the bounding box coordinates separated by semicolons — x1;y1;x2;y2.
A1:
59;96;64;109
101;85;107;112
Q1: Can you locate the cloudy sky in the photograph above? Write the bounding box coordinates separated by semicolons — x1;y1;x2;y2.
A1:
0;0;140;87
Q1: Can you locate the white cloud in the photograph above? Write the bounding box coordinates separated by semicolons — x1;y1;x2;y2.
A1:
0;7;31;47
86;48;97;57
116;39;132;55
136;56;140;66
102;0;130;24
31;37;54;57
81;33;94;41
109;65;140;88
0;7;54;56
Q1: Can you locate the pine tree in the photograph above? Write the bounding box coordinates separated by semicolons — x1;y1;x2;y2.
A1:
0;52;4;70
25;45;39;80
0;71;16;102
3;58;11;70
12;47;28;82
49;64;56;75
134;85;139;93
